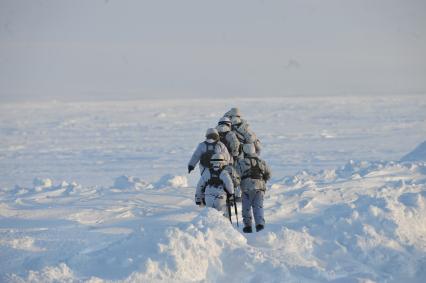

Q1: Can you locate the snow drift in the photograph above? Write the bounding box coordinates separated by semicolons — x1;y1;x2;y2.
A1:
2;160;426;282
401;140;426;162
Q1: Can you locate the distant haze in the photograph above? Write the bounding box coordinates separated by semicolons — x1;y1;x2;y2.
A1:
0;0;425;102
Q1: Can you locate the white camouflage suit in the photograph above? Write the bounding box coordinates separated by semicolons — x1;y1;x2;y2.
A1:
235;153;271;227
224;108;262;157
195;169;234;214
188;139;231;174
232;120;262;157
216;125;240;162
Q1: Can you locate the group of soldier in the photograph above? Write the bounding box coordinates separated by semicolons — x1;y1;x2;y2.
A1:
188;108;271;233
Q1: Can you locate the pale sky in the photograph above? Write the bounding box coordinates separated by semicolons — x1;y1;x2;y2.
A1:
0;0;425;101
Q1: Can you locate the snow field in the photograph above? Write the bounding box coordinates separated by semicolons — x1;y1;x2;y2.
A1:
1;96;426;282
1;96;426;188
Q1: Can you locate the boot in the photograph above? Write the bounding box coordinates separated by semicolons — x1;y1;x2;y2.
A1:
243;226;252;233
255;224;264;232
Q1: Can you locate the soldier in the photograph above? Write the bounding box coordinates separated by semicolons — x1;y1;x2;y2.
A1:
195;153;235;215
224;107;248;126
225;108;262;156
188;128;231;175
231;116;259;155
235;144;271;233
216;116;242;202
216;117;240;164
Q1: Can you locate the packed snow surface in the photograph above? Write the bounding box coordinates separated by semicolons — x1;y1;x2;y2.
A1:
1;96;426;282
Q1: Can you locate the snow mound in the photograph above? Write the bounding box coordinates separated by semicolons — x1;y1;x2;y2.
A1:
277;160;426;187
127;209;246;282
126;209;297;282
155;174;188;188
10;263;74;283
269;160;426;282
2;179;84;200
32;178;53;191
113;175;153;190
0;236;46;252
401;140;426;162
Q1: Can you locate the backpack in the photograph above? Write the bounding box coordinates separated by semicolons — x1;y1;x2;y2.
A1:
224;165;240;187
207;169;224;187
219;132;231;154
233;126;246;143
200;141;217;168
242;157;264;180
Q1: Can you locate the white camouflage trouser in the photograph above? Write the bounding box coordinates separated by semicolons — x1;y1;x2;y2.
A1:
205;194;228;215
242;190;265;227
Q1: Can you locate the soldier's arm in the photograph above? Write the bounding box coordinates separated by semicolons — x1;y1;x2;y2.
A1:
221;171;234;195
219;143;231;165
188;143;204;167
235;161;245;181
263;161;272;182
254;139;262;155
228;132;240;158
232;167;241;187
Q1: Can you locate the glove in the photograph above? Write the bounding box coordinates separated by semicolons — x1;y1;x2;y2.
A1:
227;193;235;206
188;165;194;174
195;195;205;206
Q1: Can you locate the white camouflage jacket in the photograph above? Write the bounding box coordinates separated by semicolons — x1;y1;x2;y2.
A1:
188;139;231;173
195;169;234;202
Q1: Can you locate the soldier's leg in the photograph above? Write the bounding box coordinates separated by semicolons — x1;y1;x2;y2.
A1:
205;195;215;208
230;162;242;202
215;195;228;215
242;190;254;228
234;186;242;202
252;190;265;227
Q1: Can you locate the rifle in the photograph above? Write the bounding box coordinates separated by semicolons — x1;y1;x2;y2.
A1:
233;198;239;227
226;194;239;227
226;197;233;224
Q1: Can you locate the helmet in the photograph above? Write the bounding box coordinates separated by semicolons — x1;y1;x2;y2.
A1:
217;117;231;133
210;153;225;170
224;107;241;118
228;108;241;118
218;116;232;126
205;128;219;141
216;124;231;133
231;116;242;126
242;143;256;155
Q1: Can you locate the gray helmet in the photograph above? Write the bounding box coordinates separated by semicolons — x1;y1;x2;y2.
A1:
205;128;219;141
217;117;231;133
224;107;241;118
231;116;242;126
216;124;231;133
242;143;256;155
228;108;241;118
218;116;232;126
210;153;225;169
